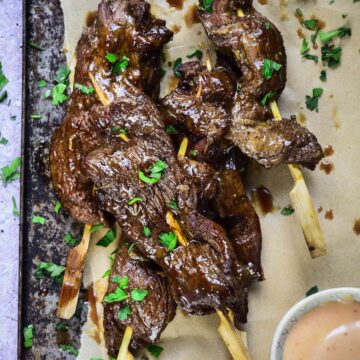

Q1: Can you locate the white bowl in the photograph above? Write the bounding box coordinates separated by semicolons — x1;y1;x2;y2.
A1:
270;287;360;360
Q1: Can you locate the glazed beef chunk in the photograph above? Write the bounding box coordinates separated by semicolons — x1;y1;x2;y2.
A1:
104;245;175;356
50;0;172;224
81;92;253;317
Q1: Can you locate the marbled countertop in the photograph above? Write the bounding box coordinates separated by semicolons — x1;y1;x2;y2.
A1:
0;0;23;358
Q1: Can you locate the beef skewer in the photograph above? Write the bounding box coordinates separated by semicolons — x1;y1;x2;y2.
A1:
195;0;326;258
52;0;173;319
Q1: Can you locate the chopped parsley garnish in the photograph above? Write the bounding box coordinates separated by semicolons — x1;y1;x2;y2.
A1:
302;53;319;63
321;44;342;68
54;66;71;84
165;125;177;135
128;197;143;205
306;285;319;297
200;0;213;13
75;83;95;95
303;19;318;31
106;52;117;63
23;324;34;349
64;232;77;246
104;287;129;303
28;41;44;51
173;58;183;77
295;8;303;17
0;91;7;103
1;157;21;184
169;200;179;211
311;30;319;45
12;196;20;216
102;255;115;278
319;26;351;44
35;262;65;284
55;322;68;331
281;207;295;216
187;50;203;60
319;70;327;82
191;149;198;157
143;226;152;237
131;288;148;301
60;344;79;356
30;114;43;119
54;201;62;214
148;344;164;358
37;80;48;88
52;83;68;105
112;55;130;74
300;38;310;55
0;133;8;145
32;216;46;225
118;305;131;321
0;62;9;101
138;160;168;185
262;59;282;80
160;68;166;77
96;228;116;247
159;232;177;251
305;88;323;112
265;21;270;30
90;223;105;233
260;91;276;106
111;275;129;289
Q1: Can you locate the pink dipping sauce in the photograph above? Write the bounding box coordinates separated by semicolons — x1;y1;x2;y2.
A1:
283;300;360;360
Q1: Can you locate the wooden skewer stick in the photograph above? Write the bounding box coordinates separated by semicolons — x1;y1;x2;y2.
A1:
117;327;135;360
57;224;92;319
237;8;326;258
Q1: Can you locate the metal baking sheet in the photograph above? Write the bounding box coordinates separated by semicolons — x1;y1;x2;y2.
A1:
19;0;87;358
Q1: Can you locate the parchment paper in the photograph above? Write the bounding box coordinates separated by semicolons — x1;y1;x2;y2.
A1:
59;0;360;359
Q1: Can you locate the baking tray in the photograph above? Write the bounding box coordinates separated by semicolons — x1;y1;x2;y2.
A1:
19;0;87;358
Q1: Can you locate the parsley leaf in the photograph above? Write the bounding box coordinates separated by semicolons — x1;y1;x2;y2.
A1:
148;344;164;358
169;200;179;211
320;70;327;82
102;255;115;278
52;83;68;105
35;262;65;284
54;201;62;214
281;207;295;216
303;19;318;31
106;52;117;63
0;62;9;96
262;59;282;80
12;196;20;216
111;275;129;289
118;305;131;321
319;27;351;44
23;324;34;349
300;38;310;55
165;125;177;135
1;157;21;184
55;322;68;331
143;226;152;237
64;232;77;246
139;160;168;185
260;91;276;106
131;288;148;301
200;0;213;12
104;287;129;303
75;83;95;94
28;41;44;51
187;50;203;60
96;228;116;247
173;58;183;78
112;55;130;74
32;216;46;225
54;66;71;84
90;223;105;234
306;285;319;297
321;44;342;68
37;80;47;88
60;344;79;356
305;88;323;112
302;53;319;63
128;197;143;205
0;133;8;145
159;232;177;251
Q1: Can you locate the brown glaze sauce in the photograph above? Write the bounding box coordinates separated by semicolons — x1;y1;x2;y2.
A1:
184;4;200;28
320;160;334;175
325;209;334;220
167;0;184;10
298;111;307;125
317;206;323;213
297;28;305;39
353;219;360;235
88;284;102;344
312;16;326;30
252;186;273;215
257;0;268;4
171;24;181;34
324;145;334;157
86;11;97;27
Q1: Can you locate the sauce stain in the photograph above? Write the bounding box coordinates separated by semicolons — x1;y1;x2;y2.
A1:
353;219;360;235
171;24;181;34
252;185;273;215
86;11;97;27
325;209;334;220
167;0;184;10
324;145;334;157
332;107;341;129
258;0;268;4
297;28;305;39
297;111;307;125
279;0;288;21
184;4;200;28
317;206;323;213
88;284;102;344
320;160;334;175
312;16;326;30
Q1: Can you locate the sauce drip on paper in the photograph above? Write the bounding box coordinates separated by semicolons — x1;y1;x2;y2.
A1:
167;0;184;10
283;300;360;360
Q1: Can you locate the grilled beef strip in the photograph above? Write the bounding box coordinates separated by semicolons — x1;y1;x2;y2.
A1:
197;0;324;168
79;90;253;318
104;244;176;356
50;0;173;224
